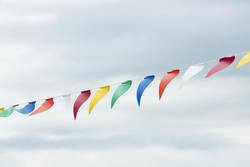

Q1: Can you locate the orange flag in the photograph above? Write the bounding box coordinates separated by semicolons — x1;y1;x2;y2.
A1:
159;69;180;100
30;98;54;116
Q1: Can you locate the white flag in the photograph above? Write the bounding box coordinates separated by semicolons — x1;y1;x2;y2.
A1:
60;94;72;113
182;64;205;82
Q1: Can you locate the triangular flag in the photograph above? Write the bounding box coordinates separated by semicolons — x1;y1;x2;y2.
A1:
181;64;205;82
236;52;250;68
137;75;155;107
15;102;36;114
0;105;18;117
30;98;54;116
73;90;91;120
159;69;180;100
111;80;132;109
62;94;72;113
89;86;110;115
206;56;235;78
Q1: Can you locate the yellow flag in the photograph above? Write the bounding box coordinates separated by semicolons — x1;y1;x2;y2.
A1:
236;52;250;68
89;86;110;115
0;108;4;112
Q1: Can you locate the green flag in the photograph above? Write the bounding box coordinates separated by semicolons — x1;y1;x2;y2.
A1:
0;105;18;117
111;80;132;109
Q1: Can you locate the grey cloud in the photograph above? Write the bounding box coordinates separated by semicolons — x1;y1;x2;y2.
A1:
0;77;248;153
0;0;250;166
0;133;233;151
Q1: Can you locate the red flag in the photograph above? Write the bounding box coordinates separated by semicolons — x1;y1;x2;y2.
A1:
159;69;180;100
206;56;235;78
73;90;91;120
30;98;54;116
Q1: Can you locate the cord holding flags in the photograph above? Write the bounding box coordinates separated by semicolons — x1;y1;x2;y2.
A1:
0;51;249;120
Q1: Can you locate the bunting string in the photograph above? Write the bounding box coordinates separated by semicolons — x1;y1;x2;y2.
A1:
0;51;249;119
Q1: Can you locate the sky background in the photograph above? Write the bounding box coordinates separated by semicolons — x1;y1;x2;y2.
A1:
0;0;249;166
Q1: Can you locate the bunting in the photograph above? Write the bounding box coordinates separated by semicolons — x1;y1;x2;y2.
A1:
206;56;235;78
62;94;72;112
73;90;91;120
159;70;180;100
181;64;205;82
0;105;18;117
15;102;36;114
0;52;248;120
236;52;250;68
89;86;110;115
111;80;132;109
30;98;54;116
137;75;155;107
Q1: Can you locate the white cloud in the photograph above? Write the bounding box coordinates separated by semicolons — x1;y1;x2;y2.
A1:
0;0;119;7
0;12;57;25
0;0;249;166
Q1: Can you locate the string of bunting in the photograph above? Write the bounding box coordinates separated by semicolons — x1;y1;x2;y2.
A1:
0;51;249;120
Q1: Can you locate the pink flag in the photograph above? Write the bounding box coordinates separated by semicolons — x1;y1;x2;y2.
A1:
73;90;91;120
30;98;54;116
159;69;180;100
206;56;235;78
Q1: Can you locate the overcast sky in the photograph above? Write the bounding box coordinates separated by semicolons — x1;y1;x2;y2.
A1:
0;0;249;166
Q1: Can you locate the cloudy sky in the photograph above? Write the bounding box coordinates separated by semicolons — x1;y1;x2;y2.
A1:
0;0;249;166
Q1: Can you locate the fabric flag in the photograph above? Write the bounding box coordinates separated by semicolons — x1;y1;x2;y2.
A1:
159;69;180;100
111;80;132;109
0;105;18;117
62;94;72;112
181;64;205;82
206;56;235;78
15;101;36;114
62;94;71;105
89;86;110;115
0;108;4;112
73;90;91;120
30;98;54;116
236;52;250;68
137;75;155;107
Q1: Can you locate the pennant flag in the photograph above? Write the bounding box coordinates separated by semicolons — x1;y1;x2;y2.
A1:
111;80;132;109
0;105;18;117
89;86;110;115
137;75;155;107
159;69;180;100
181;64;205;82
73;90;91;120
30;98;54;116
236;52;250;68
62;94;72;112
0;108;4;112
62;94;71;104
15;101;36;114
206;56;235;78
